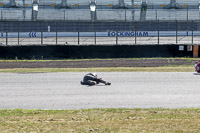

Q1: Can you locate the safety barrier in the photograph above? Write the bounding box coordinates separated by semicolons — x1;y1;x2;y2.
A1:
0;21;199;46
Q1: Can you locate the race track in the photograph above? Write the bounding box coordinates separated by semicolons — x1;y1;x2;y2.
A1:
1;72;200;109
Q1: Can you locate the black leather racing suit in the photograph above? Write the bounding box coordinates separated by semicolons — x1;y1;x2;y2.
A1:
81;73;107;85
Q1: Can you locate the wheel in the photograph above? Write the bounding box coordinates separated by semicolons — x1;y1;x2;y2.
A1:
105;82;111;85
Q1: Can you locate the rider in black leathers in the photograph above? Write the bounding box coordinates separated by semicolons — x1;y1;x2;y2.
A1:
81;73;111;86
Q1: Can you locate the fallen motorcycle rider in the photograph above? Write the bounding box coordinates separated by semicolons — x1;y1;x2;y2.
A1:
81;73;111;86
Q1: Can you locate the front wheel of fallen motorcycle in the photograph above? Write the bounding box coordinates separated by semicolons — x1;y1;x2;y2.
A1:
105;82;111;85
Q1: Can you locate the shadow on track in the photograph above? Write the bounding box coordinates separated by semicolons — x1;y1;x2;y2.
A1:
86;84;111;87
193;73;200;75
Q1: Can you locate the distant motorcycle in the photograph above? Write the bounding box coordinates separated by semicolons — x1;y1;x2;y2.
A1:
195;62;200;73
80;73;111;86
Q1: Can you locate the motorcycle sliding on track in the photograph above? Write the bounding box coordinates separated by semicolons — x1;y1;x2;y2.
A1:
80;73;111;86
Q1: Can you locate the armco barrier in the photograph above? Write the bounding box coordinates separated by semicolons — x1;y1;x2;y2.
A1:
0;31;198;38
0;45;193;59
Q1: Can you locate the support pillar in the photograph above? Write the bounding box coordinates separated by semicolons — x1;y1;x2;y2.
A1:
193;45;199;58
131;0;134;7
131;0;134;20
58;0;69;8
170;0;176;8
90;11;96;22
10;0;16;7
132;10;135;20
140;1;147;21
166;0;181;9
90;1;96;22
119;0;125;8
61;0;67;7
32;0;38;21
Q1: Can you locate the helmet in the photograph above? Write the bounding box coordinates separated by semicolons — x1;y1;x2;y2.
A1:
92;73;97;77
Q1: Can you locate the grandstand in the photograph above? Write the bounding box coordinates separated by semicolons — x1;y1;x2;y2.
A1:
0;0;199;21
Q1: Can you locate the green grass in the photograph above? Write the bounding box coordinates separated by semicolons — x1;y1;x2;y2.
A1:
1;109;200;133
0;57;199;62
0;66;195;73
0;58;197;73
0;57;197;73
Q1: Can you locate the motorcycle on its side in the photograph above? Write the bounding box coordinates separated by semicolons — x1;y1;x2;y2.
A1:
195;62;200;73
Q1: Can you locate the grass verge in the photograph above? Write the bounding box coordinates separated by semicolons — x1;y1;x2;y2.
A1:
1;109;200;132
0;57;199;62
0;66;195;73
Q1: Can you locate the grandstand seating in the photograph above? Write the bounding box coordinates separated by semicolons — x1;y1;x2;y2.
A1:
176;0;199;5
0;0;199;21
39;0;62;6
0;0;198;8
0;8;199;21
147;0;170;4
0;0;9;5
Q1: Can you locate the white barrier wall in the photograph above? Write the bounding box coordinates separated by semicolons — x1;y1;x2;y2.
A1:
97;9;141;21
0;31;199;38
0;9;32;21
157;10;175;20
156;9;200;21
65;9;91;21
124;10;135;21
37;9;65;21
146;10;157;20
97;9;126;21
132;10;141;21
188;9;200;20
175;10;187;21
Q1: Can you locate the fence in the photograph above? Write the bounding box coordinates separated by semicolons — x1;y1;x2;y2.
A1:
0;20;199;46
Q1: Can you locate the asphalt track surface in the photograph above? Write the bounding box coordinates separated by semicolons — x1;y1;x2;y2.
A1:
1;72;200;110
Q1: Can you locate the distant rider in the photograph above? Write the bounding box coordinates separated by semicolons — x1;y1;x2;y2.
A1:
195;61;200;73
195;62;198;72
81;73;111;86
